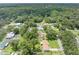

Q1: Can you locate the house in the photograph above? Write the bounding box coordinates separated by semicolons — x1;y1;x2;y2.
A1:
15;23;21;28
37;25;43;30
15;23;21;26
6;32;15;39
0;32;15;49
41;40;49;51
9;23;21;28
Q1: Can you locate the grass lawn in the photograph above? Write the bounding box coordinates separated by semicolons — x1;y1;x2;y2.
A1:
48;40;59;48
51;51;64;55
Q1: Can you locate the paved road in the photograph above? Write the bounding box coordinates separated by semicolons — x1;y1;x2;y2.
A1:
0;50;5;55
75;36;79;47
57;38;64;50
48;48;63;51
0;50;2;55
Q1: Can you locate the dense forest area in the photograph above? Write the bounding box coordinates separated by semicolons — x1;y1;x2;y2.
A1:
0;4;79;55
0;4;79;28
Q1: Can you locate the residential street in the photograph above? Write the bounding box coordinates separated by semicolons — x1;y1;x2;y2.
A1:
0;50;2;55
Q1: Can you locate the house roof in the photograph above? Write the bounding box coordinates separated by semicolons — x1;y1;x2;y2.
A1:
37;26;43;30
42;40;49;50
6;32;15;39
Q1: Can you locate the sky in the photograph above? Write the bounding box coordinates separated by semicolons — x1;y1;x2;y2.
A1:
0;0;78;3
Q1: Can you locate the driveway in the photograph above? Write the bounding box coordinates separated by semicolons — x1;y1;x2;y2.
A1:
0;50;3;55
57;38;64;50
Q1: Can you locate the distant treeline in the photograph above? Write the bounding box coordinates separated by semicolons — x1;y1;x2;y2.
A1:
0;3;79;8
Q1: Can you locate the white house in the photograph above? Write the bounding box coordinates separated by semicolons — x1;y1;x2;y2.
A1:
37;26;43;30
9;23;21;28
6;32;15;39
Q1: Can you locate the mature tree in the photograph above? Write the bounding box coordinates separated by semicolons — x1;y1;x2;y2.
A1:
44;26;58;40
13;28;19;34
33;16;43;23
0;29;7;42
60;30;79;55
20;22;29;36
19;24;41;54
10;40;19;52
